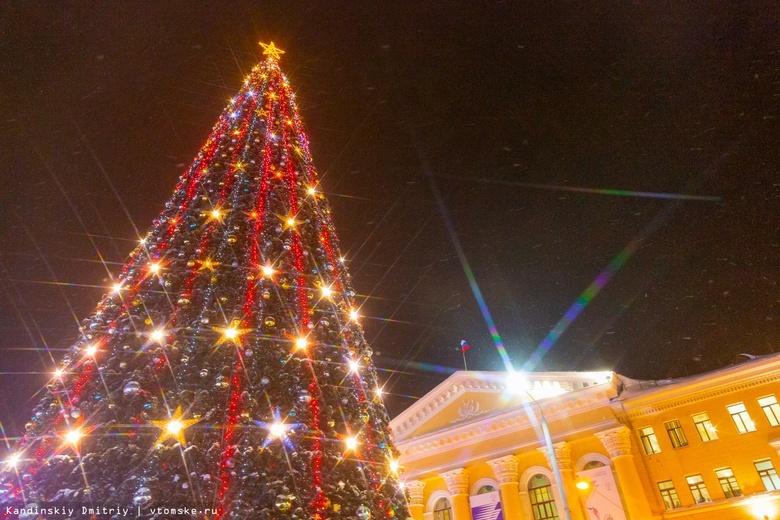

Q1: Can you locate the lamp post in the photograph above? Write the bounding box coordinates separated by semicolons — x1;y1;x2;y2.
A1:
506;372;573;520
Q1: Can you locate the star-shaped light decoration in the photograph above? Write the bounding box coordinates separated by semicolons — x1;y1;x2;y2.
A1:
213;320;250;347
260;41;285;61
203;207;227;224
198;258;220;272
152;406;200;446
344;435;359;453
256;409;301;450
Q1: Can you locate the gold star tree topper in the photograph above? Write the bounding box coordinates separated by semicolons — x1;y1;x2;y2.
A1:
260;41;285;61
152;406;200;446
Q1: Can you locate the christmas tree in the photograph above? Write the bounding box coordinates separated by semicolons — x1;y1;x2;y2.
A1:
1;42;409;520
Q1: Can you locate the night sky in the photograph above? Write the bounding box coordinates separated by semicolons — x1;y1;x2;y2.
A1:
1;2;778;432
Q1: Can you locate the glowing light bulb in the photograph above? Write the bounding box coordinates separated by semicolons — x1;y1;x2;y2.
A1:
375;387;384;397
389;458;400;474
348;359;360;373
285;217;297;228
339;256;346;263
321;285;333;299
6;452;21;469
149;262;162;275
261;264;276;277
349;309;359;322
269;422;287;439
166;420;183;435
576;480;590;490
64;428;84;446
53;368;64;378
345;436;359;452
111;282;123;294
150;329;166;343
223;327;239;341
84;344;98;357
307;186;317;196
295;337;308;351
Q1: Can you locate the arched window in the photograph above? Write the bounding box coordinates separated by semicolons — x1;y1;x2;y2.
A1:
477;485;497;494
528;474;559;520
433;497;453;520
583;460;606;470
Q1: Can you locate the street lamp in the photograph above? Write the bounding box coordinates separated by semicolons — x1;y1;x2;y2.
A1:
506;371;573;520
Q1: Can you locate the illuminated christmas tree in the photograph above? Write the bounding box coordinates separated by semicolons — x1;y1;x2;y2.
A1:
1;42;409;520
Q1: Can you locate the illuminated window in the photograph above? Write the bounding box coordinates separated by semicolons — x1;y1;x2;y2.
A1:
529;474;559;520
755;459;780;491
714;468;741;498
664;420;688;448
433;497;452;520
692;412;718;442
638;426;661;455
727;403;756;433
657;480;681;510
686;474;711;504
477;485;496;494
758;395;780;427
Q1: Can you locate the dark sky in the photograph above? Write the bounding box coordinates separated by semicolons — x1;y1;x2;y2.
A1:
1;2;778;428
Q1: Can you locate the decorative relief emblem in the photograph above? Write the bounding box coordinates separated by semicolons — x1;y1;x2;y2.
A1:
454;399;489;423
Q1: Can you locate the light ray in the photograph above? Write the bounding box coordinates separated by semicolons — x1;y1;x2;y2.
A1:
446;175;722;202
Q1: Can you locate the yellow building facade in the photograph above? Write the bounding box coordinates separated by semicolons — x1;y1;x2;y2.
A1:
390;354;780;520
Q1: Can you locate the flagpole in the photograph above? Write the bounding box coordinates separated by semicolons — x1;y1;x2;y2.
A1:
462;350;468;371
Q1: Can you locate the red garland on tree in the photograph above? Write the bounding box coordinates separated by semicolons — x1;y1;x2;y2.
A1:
1;42;409;520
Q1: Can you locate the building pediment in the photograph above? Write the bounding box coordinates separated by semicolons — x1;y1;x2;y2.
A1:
391;370;616;442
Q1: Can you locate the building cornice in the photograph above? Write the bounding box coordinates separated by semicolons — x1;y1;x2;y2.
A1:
617;358;780;420
396;412;621;479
